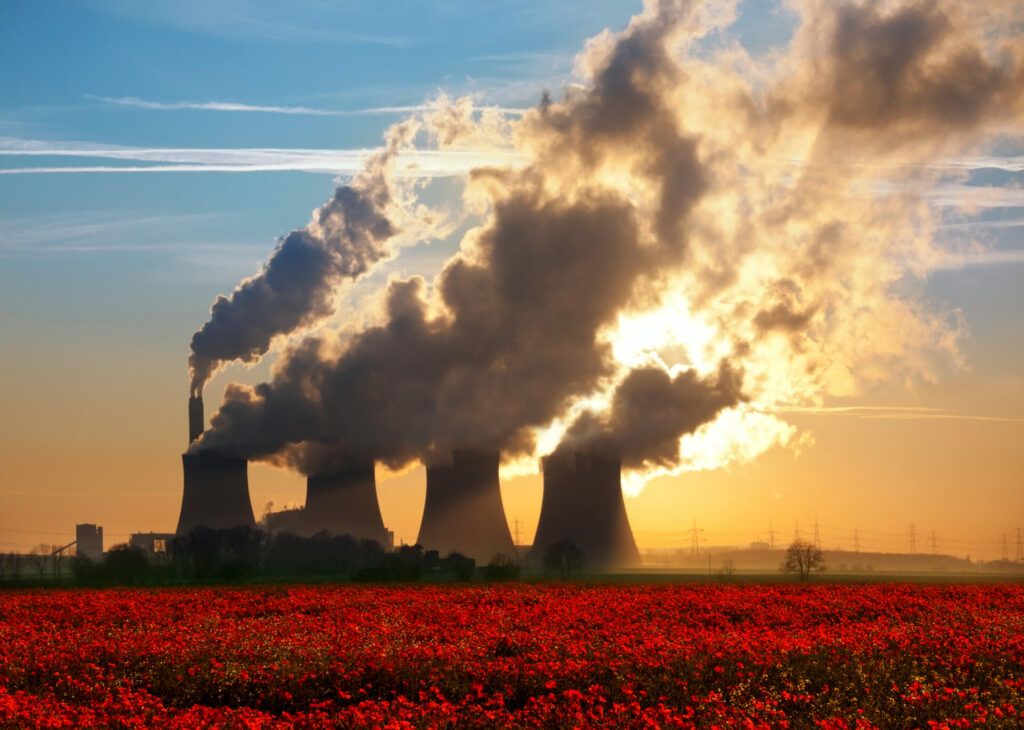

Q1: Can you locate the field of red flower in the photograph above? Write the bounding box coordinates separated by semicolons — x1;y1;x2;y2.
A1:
0;582;1022;728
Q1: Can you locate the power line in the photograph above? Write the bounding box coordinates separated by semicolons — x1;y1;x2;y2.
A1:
909;523;917;554
0;527;78;537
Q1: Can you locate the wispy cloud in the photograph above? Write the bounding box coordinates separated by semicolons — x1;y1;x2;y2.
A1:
929;249;1024;268
779;406;1024;422
0;164;366;175
925;184;1024;209
0;211;248;255
938;156;1024;172
0;137;526;176
89;95;526;116
0;210;277;279
938;218;1024;231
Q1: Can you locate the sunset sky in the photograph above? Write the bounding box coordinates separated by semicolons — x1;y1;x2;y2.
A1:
1;0;1021;559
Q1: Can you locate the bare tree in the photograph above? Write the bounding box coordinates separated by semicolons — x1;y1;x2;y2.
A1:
719;559;736;581
781;539;825;580
29;544;56;581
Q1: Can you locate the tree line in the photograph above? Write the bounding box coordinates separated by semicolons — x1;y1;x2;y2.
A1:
1;527;600;586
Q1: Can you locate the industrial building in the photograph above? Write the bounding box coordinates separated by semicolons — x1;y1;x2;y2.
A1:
174;396;642;571
129;532;175;555
75;523;103;561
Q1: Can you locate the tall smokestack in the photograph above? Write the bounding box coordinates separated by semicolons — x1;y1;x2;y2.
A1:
416;449;516;562
188;395;204;444
303;459;390;546
528;450;641;570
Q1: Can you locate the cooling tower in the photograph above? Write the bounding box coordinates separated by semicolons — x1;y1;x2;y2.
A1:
303;459;390;545
176;395;255;535
176;450;256;535
528;450;641;570
188;395;204;444
415;449;516;562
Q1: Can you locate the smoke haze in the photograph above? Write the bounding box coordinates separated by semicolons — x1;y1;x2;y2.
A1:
188;120;424;395
193;0;1023;486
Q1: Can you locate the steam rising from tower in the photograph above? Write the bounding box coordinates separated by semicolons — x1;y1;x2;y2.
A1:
186;0;1024;544
188;121;419;396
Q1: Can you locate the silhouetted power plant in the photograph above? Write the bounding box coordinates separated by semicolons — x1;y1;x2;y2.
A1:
176;396;256;535
188;394;204;444
175;396;644;569
303;460;390;545
528;450;641;570
416;449;517;562
75;523;103;561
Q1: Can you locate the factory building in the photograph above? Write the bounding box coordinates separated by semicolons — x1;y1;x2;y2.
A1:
75;523;103;560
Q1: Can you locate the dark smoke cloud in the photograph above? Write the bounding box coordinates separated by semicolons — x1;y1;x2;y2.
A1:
524;0;705;247
778;0;1024;143
752;280;818;335
196;0;1024;481
203;180;657;471
198;2;714;472
188;123;416;395
559;362;744;469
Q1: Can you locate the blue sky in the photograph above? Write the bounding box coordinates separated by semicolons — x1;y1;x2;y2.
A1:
0;0;802;395
2;0;1016;379
0;0;1020;554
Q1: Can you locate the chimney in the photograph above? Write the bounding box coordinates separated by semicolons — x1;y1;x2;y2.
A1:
188;395;204;444
416;449;516;563
303;458;390;546
528;450;641;570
